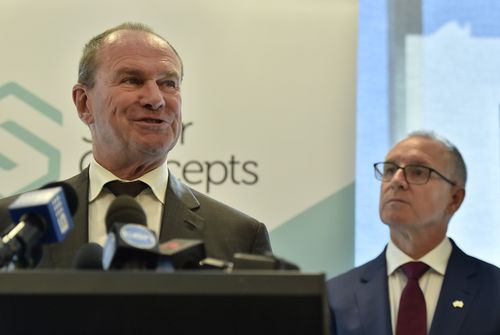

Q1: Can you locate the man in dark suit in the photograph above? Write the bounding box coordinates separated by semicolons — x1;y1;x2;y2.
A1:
0;22;271;268
327;131;500;335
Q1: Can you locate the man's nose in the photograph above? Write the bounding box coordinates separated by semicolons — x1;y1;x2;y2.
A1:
390;168;408;189
140;81;165;110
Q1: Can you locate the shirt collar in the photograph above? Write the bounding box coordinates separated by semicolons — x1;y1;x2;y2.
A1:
386;237;452;276
88;157;169;204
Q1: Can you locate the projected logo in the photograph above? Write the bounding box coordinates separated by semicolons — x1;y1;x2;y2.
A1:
0;82;61;197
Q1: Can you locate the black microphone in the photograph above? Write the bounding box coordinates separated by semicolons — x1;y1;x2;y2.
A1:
102;195;159;270
105;194;146;229
0;182;77;268
157;239;207;270
232;253;300;270
72;242;103;270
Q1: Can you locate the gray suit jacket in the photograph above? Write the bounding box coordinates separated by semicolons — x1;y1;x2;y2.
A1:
0;168;271;268
326;240;500;335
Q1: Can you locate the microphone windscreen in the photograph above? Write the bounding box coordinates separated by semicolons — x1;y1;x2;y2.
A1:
72;242;103;270
40;181;78;216
105;195;146;232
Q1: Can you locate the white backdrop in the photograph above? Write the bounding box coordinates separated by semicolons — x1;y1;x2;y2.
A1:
0;0;358;276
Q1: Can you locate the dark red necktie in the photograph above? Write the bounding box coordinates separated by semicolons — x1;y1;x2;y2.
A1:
396;261;430;335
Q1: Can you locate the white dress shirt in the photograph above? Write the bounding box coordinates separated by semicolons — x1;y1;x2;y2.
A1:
87;157;169;246
386;237;452;334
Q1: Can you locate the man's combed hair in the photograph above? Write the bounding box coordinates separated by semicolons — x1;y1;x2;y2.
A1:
407;130;467;186
77;22;183;87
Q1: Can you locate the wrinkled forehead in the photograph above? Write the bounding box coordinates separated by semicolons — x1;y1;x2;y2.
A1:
385;136;451;168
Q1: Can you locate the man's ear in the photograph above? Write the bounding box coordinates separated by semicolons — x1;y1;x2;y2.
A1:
72;84;94;125
447;187;465;215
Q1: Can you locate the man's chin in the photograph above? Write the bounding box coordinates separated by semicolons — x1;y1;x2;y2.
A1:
134;138;177;154
381;213;413;227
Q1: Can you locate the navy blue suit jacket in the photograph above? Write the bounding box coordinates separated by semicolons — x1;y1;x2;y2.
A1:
327;240;500;335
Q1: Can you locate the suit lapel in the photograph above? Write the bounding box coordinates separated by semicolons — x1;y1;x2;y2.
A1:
429;242;479;335
356;252;393;335
158;173;205;243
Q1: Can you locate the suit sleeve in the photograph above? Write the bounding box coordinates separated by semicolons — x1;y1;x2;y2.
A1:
251;221;272;254
329;306;338;335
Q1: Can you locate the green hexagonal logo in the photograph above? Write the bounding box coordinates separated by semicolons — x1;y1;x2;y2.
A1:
0;82;61;197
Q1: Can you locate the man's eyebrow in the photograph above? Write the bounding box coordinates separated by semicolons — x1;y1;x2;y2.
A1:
386;157;430;166
112;68;143;80
407;159;430;166
112;68;180;80
159;70;181;80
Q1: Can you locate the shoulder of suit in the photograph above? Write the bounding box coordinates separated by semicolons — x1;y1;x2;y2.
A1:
63;168;89;185
171;175;259;224
327;250;386;285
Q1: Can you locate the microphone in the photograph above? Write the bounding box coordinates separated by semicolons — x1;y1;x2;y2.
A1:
72;242;103;270
0;183;76;268
198;257;233;271
232;253;300;270
158;239;206;270
40;181;79;217
102;195;159;270
105;194;146;229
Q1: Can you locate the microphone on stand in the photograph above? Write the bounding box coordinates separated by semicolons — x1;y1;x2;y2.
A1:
0;182;77;269
72;242;104;270
157;239;206;271
101;195;159;270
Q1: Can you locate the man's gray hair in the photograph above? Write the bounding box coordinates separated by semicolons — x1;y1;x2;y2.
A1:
406;130;467;186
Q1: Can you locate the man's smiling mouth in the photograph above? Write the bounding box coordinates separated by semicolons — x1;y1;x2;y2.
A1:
142;118;163;123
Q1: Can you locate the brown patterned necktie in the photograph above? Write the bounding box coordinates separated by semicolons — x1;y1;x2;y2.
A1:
396;261;430;335
105;180;148;198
